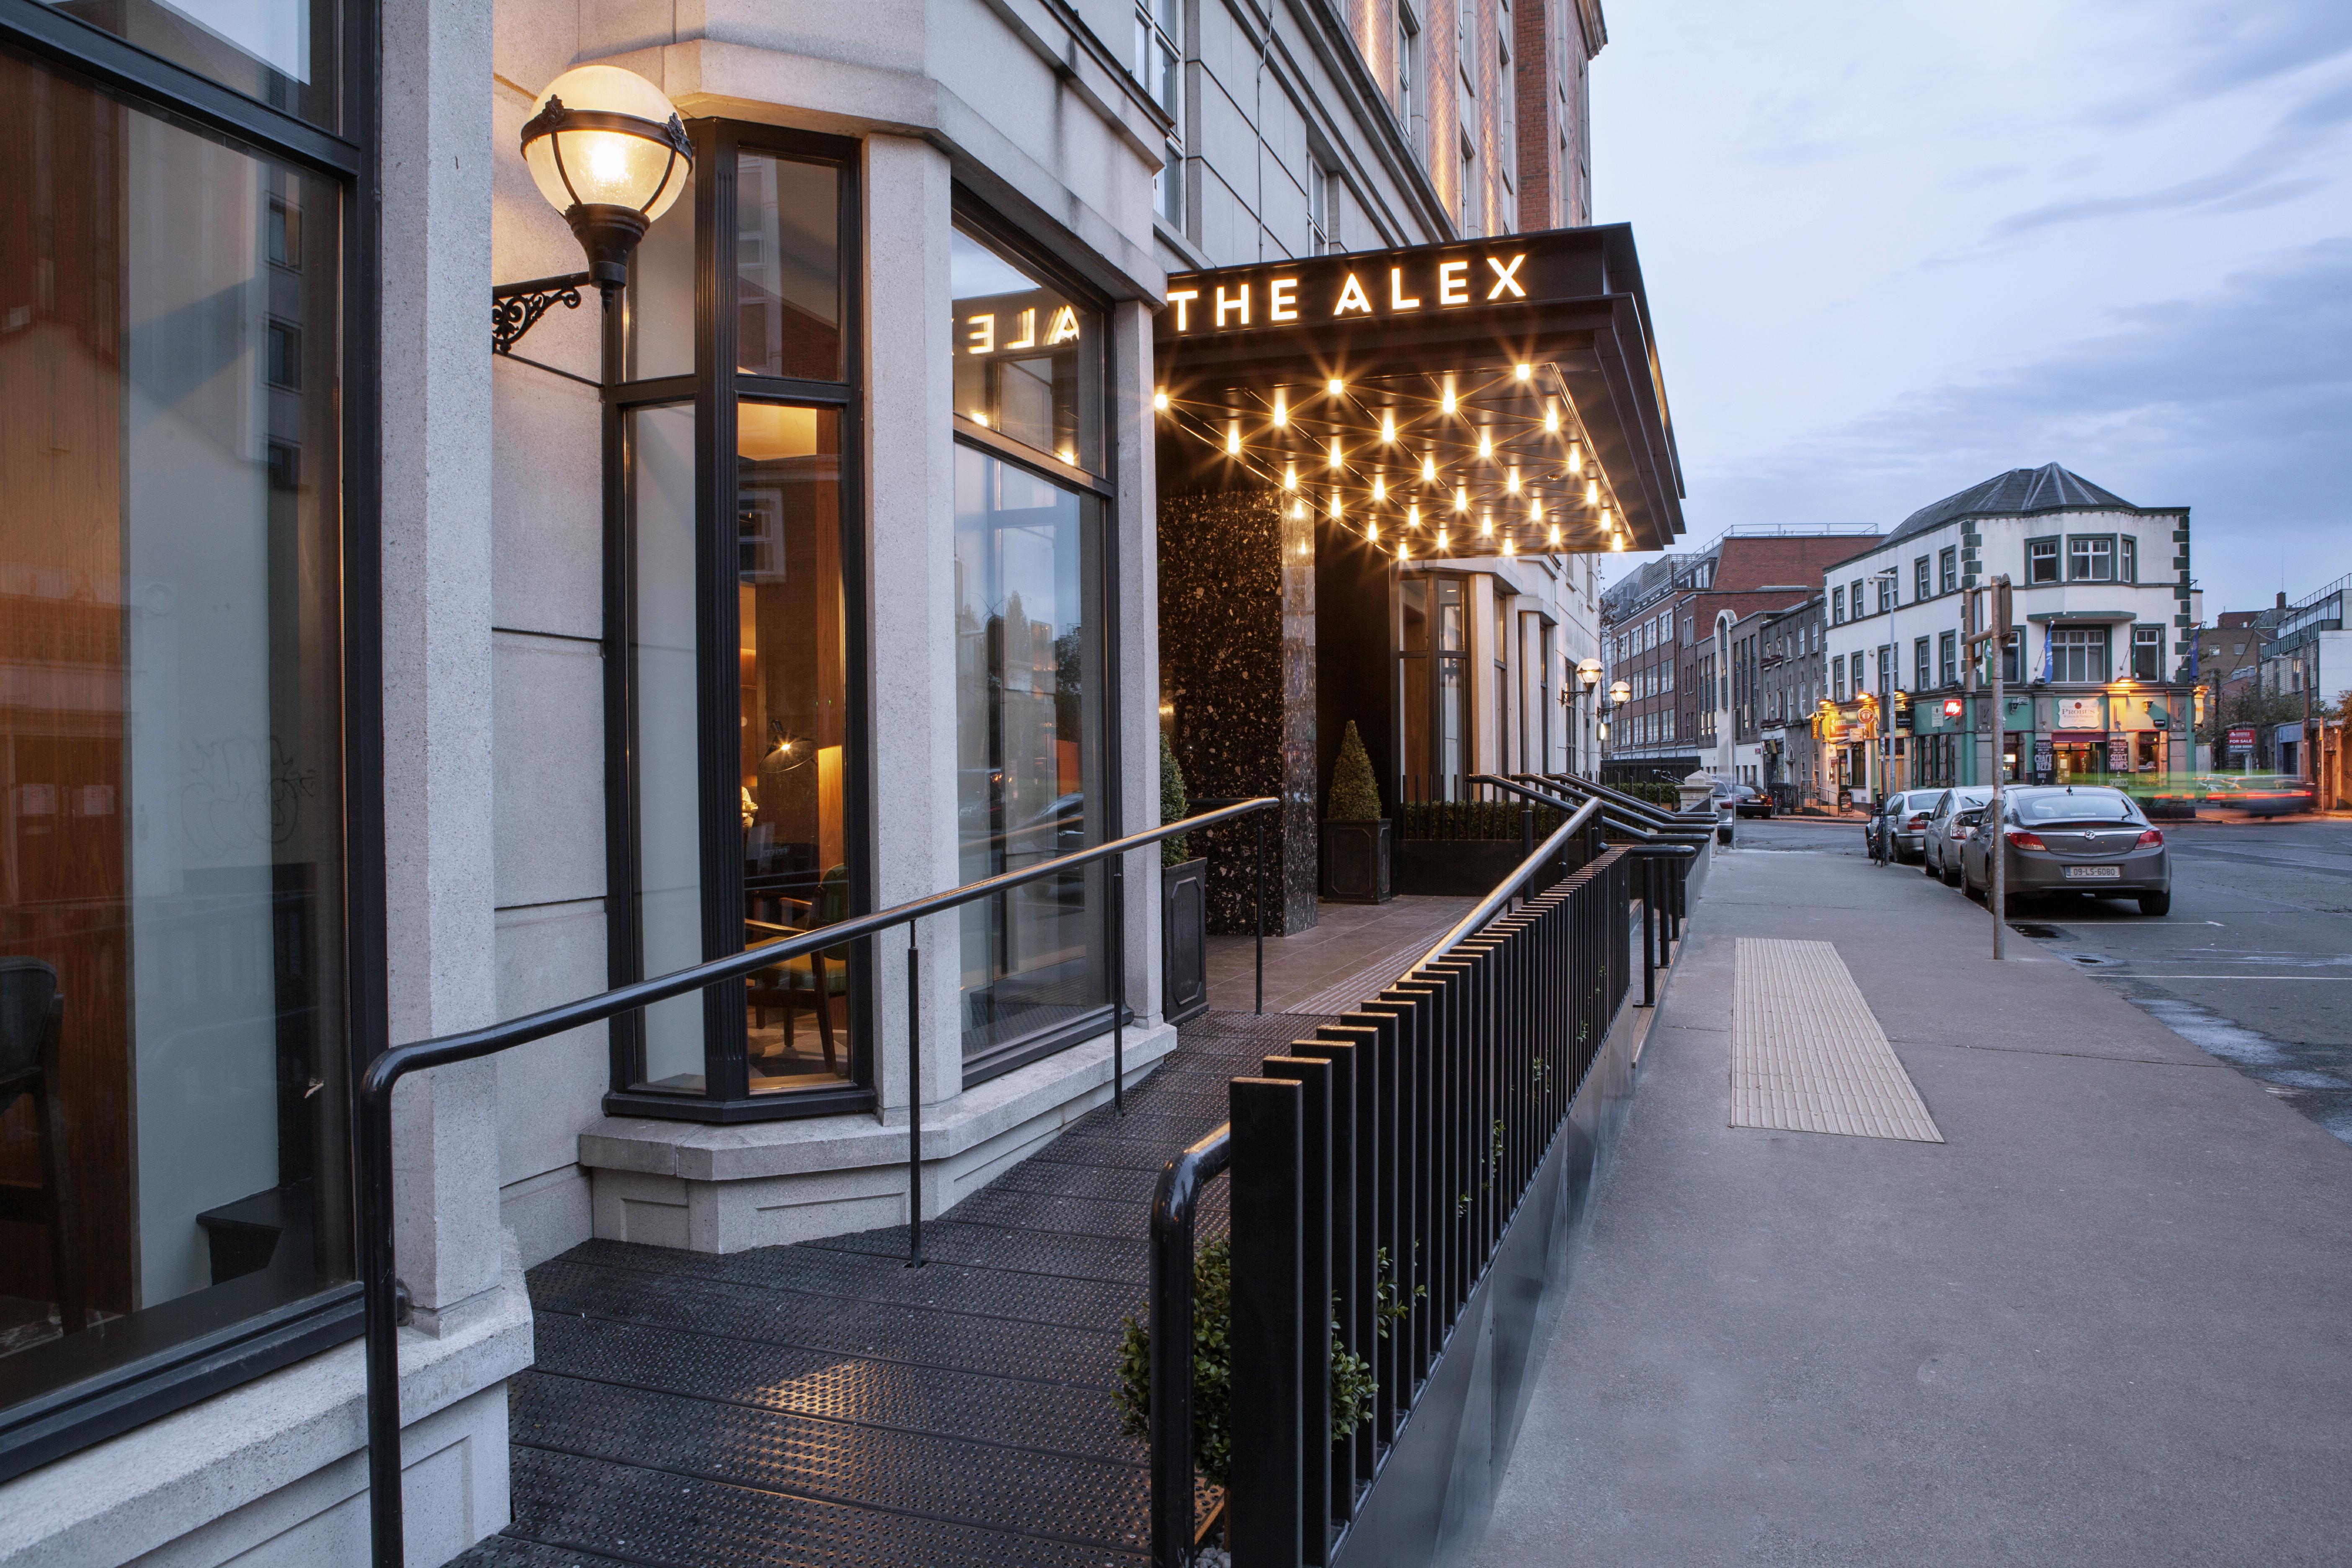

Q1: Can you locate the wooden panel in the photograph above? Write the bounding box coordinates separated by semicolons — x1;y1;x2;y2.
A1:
0;56;134;1315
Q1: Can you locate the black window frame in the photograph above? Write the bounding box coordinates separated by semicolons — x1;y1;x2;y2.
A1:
0;0;385;1480
946;192;1124;1090
601;121;878;1124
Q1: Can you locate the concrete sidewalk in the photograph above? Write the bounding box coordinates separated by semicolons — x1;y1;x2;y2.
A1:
1466;837;2352;1566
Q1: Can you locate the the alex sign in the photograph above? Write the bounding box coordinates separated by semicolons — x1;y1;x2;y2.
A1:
1165;253;1528;334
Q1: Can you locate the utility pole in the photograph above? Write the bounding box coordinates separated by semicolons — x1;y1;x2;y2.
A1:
1966;576;2014;959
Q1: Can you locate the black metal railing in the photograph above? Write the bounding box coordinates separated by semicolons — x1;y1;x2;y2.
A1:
355;797;1279;1568
1148;791;1667;1567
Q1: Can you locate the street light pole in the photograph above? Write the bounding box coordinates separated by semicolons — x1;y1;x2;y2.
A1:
1967;575;2013;960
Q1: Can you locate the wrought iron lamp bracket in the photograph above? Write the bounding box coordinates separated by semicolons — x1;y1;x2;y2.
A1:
491;272;596;355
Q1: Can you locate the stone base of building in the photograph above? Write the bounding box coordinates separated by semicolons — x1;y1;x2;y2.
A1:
0;1239;534;1568
577;1019;1179;1253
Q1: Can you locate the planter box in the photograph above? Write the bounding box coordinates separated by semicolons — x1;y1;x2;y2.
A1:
1393;838;1529;897
1319;819;1392;904
1161;856;1210;1025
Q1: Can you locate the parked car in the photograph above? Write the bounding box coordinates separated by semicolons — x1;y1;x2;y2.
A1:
1865;789;1942;863
1729;782;1775;819
1923;786;1995;885
1961;784;2171;916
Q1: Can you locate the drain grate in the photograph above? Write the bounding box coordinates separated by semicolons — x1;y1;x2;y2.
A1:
2009;923;2065;939
2065;952;2126;968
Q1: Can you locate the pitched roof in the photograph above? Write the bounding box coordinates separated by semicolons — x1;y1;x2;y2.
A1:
1887;464;2138;548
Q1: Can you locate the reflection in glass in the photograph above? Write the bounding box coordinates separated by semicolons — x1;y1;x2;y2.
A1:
627;163;697;382
950;227;1103;473
953;445;1106;1066
1;56;347;1368
42;0;335;127
627;405;704;1091
738;155;842;382
737;405;854;1091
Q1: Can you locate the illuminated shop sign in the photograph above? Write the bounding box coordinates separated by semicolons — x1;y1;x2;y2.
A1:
1165;253;1529;333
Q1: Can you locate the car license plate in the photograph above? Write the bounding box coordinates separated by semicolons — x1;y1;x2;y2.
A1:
2063;865;2121;879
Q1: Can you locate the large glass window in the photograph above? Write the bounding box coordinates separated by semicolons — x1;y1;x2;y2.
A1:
2068;535;2114;582
739;405;851;1090
951;228;1104;474
1398;575;1468;792
1;47;350;1409
953;445;1108;1073
37;0;336;126
611;129;865;1116
2052;627;2110;683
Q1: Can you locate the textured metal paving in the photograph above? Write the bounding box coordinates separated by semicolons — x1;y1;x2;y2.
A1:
457;1009;1321;1568
1730;938;1945;1143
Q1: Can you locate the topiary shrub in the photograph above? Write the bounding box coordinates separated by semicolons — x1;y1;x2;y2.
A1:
1161;733;1191;867
1112;1236;1374;1490
1326;721;1384;822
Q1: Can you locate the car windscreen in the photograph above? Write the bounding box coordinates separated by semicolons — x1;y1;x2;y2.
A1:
2014;791;2141;824
1938;790;1990;815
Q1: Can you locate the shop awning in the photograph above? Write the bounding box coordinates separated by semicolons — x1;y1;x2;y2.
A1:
1152;224;1686;558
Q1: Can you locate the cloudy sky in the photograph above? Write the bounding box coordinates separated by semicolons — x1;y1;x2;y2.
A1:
1588;0;2352;618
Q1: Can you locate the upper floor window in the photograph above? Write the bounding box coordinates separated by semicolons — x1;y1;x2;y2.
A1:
2050;626;2109;683
1914;637;1931;690
2120;535;2138;583
1308;158;1339;253
1397;4;1424;157
1938;630;1957;687
1832;592;1846;625
2068;536;2115;582
1877;575;1894;613
1914;556;1930;601
1136;0;1183;227
2131;626;2164;681
2027;538;2060;584
1939;546;1958;595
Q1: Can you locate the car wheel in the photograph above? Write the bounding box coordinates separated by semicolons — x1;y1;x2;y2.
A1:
1941;860;1962;887
2138;891;2171;917
1922;849;1939;877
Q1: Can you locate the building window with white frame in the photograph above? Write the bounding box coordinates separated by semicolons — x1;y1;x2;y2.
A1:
1938;629;1957;687
2027;538;2060;583
1308;157;1339;253
1397;3;1423;157
2051;626;2109;683
1939;545;1958;594
2131;625;2164;681
2068;535;2114;582
2120;535;2137;583
1914;637;1931;690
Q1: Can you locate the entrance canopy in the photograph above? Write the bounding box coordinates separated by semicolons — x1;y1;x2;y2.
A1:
1153;224;1685;557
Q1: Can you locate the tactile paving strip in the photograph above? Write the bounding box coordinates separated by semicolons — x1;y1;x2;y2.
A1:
1730;938;1945;1143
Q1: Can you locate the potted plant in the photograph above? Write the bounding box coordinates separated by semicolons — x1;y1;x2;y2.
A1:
1319;721;1392;904
1159;734;1211;1025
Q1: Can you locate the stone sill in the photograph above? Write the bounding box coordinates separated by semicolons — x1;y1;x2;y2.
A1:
579;1018;1179;1183
0;1236;534;1567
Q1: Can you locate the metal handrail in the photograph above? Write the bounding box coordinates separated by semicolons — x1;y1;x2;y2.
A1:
1420;794;1602;966
1513;771;1713;831
357;796;1278;1568
1476;774;1707;847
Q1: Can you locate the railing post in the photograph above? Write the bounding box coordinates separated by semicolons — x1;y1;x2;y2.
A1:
1254;813;1266;1015
1259;1054;1334;1560
907;924;924;1267
1151;1129;1233;1568
1640;857;1657;1007
1112;850;1127;1115
359;1078;402;1568
1229;1075;1305;1568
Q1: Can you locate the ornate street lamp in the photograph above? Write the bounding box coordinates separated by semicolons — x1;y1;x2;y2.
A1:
493;64;693;358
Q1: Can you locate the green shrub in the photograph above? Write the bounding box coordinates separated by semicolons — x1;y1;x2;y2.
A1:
1112;1236;1374;1490
1395;800;1569;841
1618;781;1684;808
1161;734;1191;867
1326;721;1384;821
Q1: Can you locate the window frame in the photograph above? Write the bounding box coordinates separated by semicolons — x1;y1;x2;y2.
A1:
2026;535;2060;584
1914;555;1930;601
602;121;878;1123
2067;534;2116;583
1938;545;1957;596
0;0;388;1482
2131;625;2164;682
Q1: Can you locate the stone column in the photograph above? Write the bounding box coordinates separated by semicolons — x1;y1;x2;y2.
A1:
379;0;504;1326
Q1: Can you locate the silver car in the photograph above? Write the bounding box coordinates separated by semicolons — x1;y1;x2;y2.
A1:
1922;786;1995;885
1961;784;2172;916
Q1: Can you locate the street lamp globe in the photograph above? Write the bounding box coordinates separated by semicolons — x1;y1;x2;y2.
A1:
1608;678;1630;707
1576;657;1603;691
520;65;694;287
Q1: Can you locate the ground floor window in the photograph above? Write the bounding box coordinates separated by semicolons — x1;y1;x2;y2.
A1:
953;443;1109;1076
1;46;353;1409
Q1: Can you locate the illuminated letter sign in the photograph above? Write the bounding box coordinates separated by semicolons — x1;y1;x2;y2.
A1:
1269;276;1299;321
1333;273;1371;315
1005;307;1036;350
1046;305;1081;344
1167;289;1198;330
1437;260;1469;305
1164;247;1546;333
1215;284;1250;327
1486;254;1527;297
966;313;995;354
1389;267;1421;310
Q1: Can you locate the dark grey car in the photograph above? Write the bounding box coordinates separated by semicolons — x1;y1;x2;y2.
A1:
1961;784;2172;916
1922;786;1994;885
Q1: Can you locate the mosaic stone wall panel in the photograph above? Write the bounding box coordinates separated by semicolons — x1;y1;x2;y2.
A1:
1159;487;1320;935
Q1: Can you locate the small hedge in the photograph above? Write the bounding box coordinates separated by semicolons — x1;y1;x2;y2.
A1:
1395;800;1571;841
1617;781;1685;809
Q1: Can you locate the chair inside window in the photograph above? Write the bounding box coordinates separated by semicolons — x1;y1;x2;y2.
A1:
744;866;849;1078
0;957;85;1340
